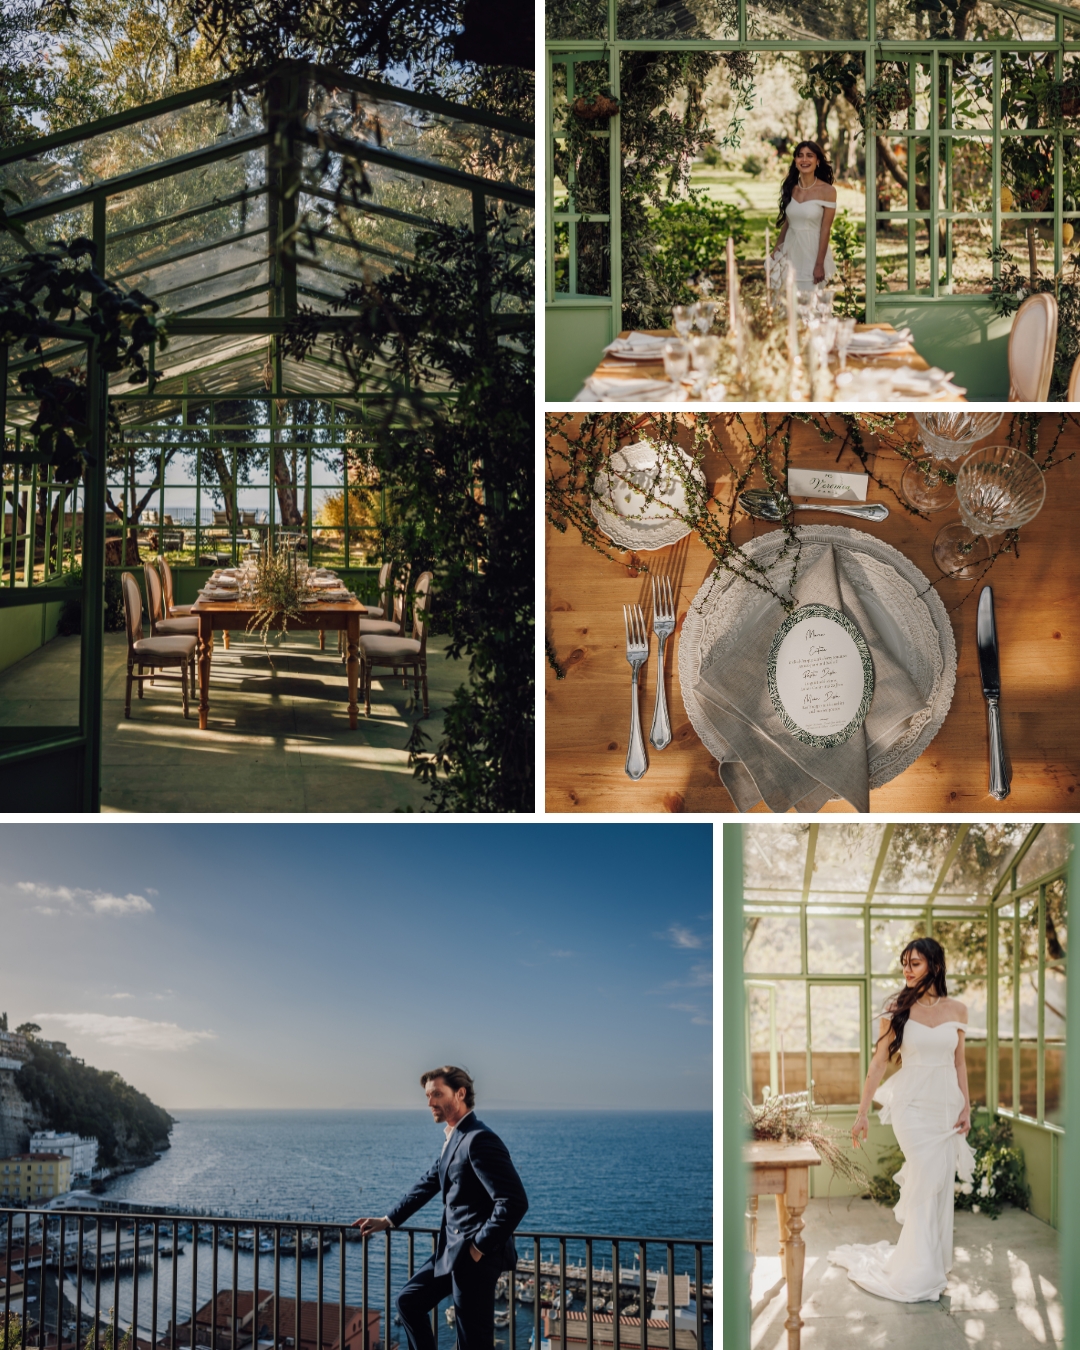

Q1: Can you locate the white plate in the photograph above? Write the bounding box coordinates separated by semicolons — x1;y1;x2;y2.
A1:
590;440;705;551
677;525;958;792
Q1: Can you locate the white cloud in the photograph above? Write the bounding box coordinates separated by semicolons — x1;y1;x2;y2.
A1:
33;1013;216;1052
108;993;135;1001
550;949;576;959
667;924;705;949
15;883;154;916
668;1002;712;1027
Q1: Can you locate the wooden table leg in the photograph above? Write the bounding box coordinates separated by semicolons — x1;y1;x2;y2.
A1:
198;616;213;730
778;1170;809;1350
346;615;359;729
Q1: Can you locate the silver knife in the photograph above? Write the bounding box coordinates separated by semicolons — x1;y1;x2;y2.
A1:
976;586;1010;801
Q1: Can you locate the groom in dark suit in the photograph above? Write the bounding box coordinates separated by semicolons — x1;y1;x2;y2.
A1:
352;1066;528;1350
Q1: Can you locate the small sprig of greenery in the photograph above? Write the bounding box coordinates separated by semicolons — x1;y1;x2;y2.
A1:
245;541;306;650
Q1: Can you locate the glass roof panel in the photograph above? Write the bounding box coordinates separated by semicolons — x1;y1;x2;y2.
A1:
877;824;958;896
307;81;532;189
938;823;1028;899
809;824;887;892
617;0;740;40
1016;823;1074;886
742;823;811;890
303;148;476;231
0;91;264;216
108;194;269;283
750;0;867;40
875;0;1058;37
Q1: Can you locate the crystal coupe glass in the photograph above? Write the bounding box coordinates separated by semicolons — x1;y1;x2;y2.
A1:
932;444;1046;579
902;412;1004;513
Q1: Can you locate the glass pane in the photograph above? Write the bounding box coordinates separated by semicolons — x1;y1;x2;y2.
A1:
743;823;810;889
810;823;885;891
939;822;1028;900
878;823;958;896
1017;824;1074;887
870;915;921;974
547;0;607;38
954;980;988;1036
744;911;802;974
1045;1041;1065;1127
965;1039;988;1111
948;59;995;132
806;913;865;974
998;1039;1014;1112
747;985;778;1103
617;0;738;40
932;916;988;983
754;0;867;38
1047;876;1067;959
1018;1042;1038;1117
809;985;862;1106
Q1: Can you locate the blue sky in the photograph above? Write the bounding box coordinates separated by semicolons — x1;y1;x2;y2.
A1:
0;824;713;1110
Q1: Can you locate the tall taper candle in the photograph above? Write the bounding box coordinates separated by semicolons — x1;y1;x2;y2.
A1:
727;234;736;331
764;224;771;294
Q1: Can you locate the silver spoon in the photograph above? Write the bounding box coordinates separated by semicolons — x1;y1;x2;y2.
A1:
739;490;889;523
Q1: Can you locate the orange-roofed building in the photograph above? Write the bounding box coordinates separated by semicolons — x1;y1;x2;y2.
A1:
168;1290;387;1350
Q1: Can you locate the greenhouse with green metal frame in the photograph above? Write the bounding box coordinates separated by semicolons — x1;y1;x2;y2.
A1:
723;821;1080;1350
545;0;1080;398
0;63;533;812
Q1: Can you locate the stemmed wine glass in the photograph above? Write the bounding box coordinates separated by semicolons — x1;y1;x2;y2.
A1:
835;317;856;371
692;300;719;335
932;444;1046;579
672;305;694;340
902;412;1004;513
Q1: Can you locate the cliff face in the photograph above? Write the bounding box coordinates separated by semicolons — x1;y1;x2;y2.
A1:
1;1046;173;1167
0;1068;46;1156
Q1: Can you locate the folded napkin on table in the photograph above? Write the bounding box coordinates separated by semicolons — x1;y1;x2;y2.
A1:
887;367;965;398
577;376;686;402
692;544;927;812
848;327;913;351
602;332;670;359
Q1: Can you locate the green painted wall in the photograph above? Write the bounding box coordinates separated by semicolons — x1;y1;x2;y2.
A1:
1012;1117;1063;1229
0;599;66;675
874;296;1013;401
546;300;615;401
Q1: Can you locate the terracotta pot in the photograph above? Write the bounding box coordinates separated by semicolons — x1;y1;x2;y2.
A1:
572;93;620;122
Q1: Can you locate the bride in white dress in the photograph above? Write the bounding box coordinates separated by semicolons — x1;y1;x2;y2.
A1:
828;938;977;1303
770;140;838;294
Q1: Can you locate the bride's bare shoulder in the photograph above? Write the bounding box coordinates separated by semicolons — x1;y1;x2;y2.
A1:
945;997;968;1022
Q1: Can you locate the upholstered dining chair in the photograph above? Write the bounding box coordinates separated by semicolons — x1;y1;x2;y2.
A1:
157;555;193;616
338;564;403;659
359;571;433;717
1008;293;1057;401
144;562;200;640
121;572;197;719
1067;352;1080;402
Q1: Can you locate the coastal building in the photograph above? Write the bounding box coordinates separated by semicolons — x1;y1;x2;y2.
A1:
30;1130;99;1177
172;1291;386;1350
541;1313;698;1350
0;1028;31;1061
0;1151;72;1200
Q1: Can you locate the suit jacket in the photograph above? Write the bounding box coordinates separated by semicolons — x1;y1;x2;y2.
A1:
386;1114;528;1274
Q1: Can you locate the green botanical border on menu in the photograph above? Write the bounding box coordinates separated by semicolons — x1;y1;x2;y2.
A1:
767;602;874;749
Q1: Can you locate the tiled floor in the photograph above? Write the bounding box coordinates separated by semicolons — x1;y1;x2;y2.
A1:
751;1197;1062;1349
0;629;461;812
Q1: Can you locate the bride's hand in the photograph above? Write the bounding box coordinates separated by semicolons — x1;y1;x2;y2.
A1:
851;1113;869;1147
813;263;826;283
955;1106;971;1135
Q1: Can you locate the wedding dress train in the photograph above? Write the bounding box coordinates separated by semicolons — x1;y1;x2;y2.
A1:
828;1019;977;1303
772;196;837;293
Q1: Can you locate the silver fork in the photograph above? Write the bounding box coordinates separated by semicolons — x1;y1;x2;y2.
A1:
623;604;649;780
649;575;675;751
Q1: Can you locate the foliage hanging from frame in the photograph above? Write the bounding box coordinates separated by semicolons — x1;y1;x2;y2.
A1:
283;203;533;814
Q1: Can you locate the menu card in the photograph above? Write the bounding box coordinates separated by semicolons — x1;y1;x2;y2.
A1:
767;603;874;747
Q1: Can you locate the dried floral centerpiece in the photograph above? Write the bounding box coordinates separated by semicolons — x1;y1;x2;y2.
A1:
746;1091;871;1192
246;538;309;650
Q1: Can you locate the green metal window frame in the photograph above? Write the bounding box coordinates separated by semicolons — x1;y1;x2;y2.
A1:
723;822;1080;1350
546;0;1080;331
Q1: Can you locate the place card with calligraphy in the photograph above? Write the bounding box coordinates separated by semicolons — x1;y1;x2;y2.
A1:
766;603;875;748
787;467;869;501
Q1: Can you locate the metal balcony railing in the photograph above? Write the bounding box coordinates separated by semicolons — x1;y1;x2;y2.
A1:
0;1210;712;1350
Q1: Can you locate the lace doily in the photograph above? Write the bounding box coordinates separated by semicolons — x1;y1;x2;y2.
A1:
677;525;957;793
590;441;703;552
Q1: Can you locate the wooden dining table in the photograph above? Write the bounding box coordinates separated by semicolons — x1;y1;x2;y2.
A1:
545;413;1080;812
745;1140;822;1350
190;596;367;731
577;324;966;401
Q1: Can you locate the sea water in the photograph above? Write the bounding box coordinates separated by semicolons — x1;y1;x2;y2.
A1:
85;1110;712;1349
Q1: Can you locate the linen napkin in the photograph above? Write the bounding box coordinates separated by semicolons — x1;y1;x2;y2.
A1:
848;326;913;352
577;375;686;402
602;331;670;359
692;543;927;812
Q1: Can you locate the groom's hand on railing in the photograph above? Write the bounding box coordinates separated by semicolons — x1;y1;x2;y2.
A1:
351;1216;392;1235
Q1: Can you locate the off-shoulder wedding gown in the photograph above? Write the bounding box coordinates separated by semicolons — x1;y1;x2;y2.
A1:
772;197;837;292
828;1019;977;1302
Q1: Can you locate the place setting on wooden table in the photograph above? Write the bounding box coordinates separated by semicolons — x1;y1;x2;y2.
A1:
574;242;966;404
544;410;1080;813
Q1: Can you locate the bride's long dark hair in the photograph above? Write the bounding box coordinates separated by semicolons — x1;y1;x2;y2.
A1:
880;937;949;1059
776;140;835;227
